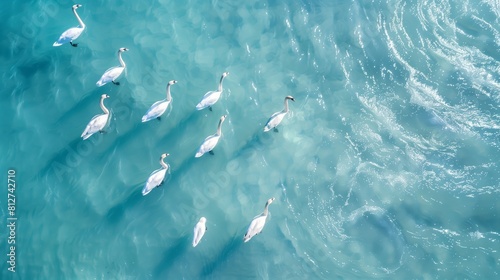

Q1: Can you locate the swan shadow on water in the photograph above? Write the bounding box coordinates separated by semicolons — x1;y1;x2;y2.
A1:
152;235;191;278
35;136;101;183
199;234;248;278
54;87;112;126
155;109;205;145
104;184;146;225
104;168;174;223
111;108;202;154
36;113;128;185
101;154;195;225
228;129;275;159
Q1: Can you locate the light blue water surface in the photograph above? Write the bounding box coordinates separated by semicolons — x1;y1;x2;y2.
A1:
1;0;499;279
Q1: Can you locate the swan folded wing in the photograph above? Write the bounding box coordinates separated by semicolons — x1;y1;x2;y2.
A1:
97;66;124;86
142;168;167;196
63;27;83;40
54;27;83;46
252;212;265;220
142;100;169;122
193;223;206;247
54;34;71;46
196;135;219;157
244;216;266;242
264;111;285;131
269;110;283;120
196;91;220;110
81;114;108;139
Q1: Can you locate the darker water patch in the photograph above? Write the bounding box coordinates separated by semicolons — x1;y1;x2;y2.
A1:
200;234;249;278
343;209;405;273
152;236;190;278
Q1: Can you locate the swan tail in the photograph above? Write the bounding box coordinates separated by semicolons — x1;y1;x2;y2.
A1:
142;187;151;196
96;80;105;87
263;126;271;132
141;115;149;122
195;152;203;158
195;103;206;110
81;132;91;140
53;41;63;47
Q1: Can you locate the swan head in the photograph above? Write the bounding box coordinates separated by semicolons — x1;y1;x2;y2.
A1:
266;197;275;206
72;4;82;9
199;217;206;223
222;72;229;78
285;95;295;102
220;115;227;122
160;153;170;159
118;48;129;53
101;94;110;99
168;80;177;85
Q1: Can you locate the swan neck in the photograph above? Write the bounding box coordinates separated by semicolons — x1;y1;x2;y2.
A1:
263;202;270;216
160;157;168;169
283;98;289;113
100;97;109;114
166;84;172;101
218;75;225;92
216;118;224;135
118;51;126;68
73;8;85;28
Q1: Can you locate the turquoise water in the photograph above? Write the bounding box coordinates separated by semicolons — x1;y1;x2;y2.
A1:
1;0;499;278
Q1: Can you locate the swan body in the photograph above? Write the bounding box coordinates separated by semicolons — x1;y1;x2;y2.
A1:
264;95;295;132
81;94;110;140
96;48;129;87
142;153;169;196
195;115;227;157
196;72;229;110
53;4;85;47
142;80;177;122
192;217;207;247
244;198;275;243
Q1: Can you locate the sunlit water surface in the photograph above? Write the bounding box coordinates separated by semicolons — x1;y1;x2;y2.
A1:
1;0;499;279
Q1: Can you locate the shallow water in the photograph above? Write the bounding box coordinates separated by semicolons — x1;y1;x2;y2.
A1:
1;0;499;279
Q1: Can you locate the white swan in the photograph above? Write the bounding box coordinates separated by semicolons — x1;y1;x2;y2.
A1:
96;48;129;87
53;4;85;47
142;80;178;122
195;115;227;158
142;153;170;196
195;72;229;111
244;197;275;243
264;95;295;132
81;94;110;140
192;217;207;247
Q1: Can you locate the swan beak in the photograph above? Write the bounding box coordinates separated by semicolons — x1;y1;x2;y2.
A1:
161;153;170;159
